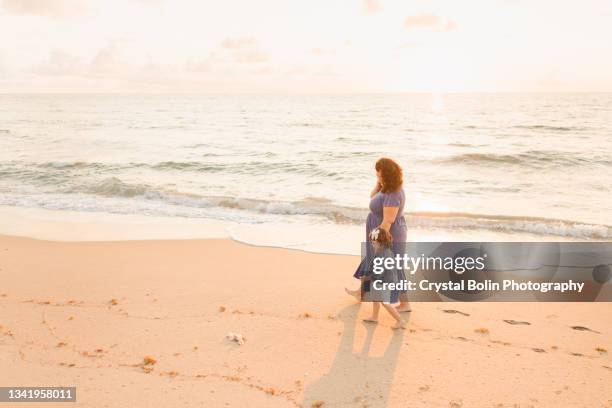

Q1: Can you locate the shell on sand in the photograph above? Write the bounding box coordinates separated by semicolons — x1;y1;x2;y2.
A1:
225;332;246;345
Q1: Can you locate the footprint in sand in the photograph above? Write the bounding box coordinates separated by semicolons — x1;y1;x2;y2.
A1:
503;319;531;326
443;309;470;317
532;348;546;353
571;326;600;334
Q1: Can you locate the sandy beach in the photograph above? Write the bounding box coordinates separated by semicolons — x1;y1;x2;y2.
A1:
0;234;610;407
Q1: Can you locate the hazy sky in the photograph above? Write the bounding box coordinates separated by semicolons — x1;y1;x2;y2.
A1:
1;0;611;93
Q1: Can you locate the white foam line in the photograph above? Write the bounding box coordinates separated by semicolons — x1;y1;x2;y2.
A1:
0;205;231;242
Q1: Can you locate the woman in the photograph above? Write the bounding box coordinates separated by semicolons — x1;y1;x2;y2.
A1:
346;157;411;313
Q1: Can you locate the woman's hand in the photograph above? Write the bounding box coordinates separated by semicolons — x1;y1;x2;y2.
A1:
370;181;382;198
379;221;391;233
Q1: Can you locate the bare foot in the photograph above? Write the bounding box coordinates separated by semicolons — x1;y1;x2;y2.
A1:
345;287;361;301
396;304;412;313
363;318;378;324
392;319;408;330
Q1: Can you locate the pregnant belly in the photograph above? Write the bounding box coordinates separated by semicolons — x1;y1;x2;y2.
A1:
366;213;406;234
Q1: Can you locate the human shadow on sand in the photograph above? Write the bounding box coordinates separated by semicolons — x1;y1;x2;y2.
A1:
301;304;408;407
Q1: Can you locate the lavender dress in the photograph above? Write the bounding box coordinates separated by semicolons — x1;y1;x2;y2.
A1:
354;187;407;279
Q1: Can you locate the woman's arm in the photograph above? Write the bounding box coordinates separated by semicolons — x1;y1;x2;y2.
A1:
370;181;382;198
379;206;399;232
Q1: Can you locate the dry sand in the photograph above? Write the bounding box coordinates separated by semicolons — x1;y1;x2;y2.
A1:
0;235;610;407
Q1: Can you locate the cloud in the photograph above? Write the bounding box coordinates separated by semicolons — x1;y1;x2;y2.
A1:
250;65;272;75
1;0;85;17
404;14;458;32
2;0;159;17
32;49;86;76
233;50;268;63
444;21;459;31
398;41;419;49
90;42;125;74
32;40;131;78
362;0;382;15
404;14;440;29
26;43;187;92
283;64;338;78
219;37;269;64
185;37;269;75
284;65;308;77
314;65;337;77
221;37;257;50
185;52;225;72
311;47;336;56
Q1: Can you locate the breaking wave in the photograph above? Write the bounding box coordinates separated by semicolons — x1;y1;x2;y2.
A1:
51;177;612;239
434;150;611;168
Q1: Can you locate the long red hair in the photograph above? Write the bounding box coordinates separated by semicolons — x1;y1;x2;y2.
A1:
375;157;403;193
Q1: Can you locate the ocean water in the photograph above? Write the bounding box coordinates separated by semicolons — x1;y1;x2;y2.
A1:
0;93;611;253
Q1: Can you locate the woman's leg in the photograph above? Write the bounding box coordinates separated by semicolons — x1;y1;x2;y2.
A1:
363;302;380;323
344;287;361;300
391;230;411;313
396;292;412;312
345;277;364;301
382;303;407;329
